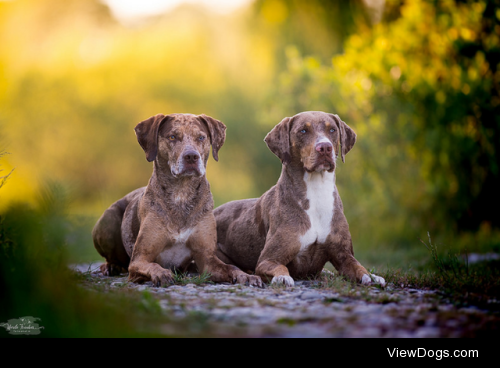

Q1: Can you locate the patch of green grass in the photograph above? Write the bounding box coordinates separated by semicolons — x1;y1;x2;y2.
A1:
171;271;213;286
419;233;500;305
309;270;398;304
139;290;163;315
277;318;297;327
310;271;357;294
370;293;401;305
376;234;500;309
315;234;500;310
421;232;470;284
380;267;439;289
183;310;211;332
323;297;345;304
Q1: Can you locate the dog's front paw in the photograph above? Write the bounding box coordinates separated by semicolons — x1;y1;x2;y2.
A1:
100;262;127;277
248;275;264;288
271;275;295;288
233;273;264;288
150;268;174;287
361;274;386;287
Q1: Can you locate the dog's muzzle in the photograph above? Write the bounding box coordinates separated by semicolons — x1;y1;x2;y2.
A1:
173;149;205;177
313;141;335;172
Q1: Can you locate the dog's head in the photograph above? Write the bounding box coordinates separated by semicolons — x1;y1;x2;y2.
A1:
135;113;226;178
264;111;356;173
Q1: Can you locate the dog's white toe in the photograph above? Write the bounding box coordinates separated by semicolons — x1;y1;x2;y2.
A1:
371;274;386;286
362;273;386;287
361;274;372;285
272;275;295;288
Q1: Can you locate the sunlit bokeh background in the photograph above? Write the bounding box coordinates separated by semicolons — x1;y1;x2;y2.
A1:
1;0;499;267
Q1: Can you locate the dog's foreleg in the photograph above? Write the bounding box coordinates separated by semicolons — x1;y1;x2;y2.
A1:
255;232;301;287
189;217;264;288
128;221;174;287
328;238;386;287
128;261;174;287
256;261;294;287
199;255;263;288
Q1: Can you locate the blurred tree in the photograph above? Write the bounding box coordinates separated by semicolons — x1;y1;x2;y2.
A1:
251;0;368;62
335;0;500;232
267;0;500;235
0;0;276;213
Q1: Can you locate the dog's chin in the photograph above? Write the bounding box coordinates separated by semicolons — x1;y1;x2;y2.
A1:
181;169;203;177
181;165;205;177
305;161;335;173
171;166;204;178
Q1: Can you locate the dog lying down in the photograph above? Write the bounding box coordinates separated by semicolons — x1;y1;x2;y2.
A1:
92;113;263;288
215;111;386;288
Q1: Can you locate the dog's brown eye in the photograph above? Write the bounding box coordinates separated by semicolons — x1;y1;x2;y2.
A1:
169;135;176;141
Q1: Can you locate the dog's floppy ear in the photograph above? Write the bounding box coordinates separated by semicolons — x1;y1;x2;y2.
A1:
135;114;173;162
264;116;294;165
198;114;227;162
330;114;356;163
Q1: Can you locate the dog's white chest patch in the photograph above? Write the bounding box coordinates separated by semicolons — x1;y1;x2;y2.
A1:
299;171;335;251
156;228;194;269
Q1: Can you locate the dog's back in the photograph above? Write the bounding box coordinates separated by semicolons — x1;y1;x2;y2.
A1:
215;197;264;271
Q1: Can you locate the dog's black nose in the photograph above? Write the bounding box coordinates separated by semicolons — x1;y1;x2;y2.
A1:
183;150;200;164
316;142;333;155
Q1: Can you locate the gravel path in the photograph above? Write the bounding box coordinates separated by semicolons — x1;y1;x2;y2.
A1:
72;263;500;338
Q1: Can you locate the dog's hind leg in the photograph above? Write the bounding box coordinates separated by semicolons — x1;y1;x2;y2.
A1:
215;244;236;265
92;199;131;276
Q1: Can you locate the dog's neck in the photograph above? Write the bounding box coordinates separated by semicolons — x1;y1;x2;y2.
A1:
278;162;336;198
149;162;212;213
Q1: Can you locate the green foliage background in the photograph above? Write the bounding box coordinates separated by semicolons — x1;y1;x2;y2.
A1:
1;0;500;338
1;0;500;268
